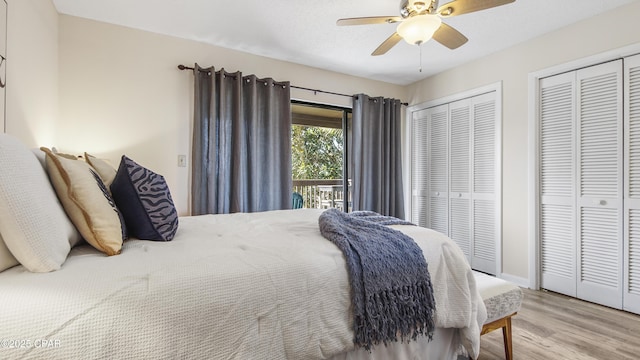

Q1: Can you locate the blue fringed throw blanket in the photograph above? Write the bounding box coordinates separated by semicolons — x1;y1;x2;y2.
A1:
318;209;436;350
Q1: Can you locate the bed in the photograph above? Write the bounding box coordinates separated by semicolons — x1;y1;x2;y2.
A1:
0;133;486;360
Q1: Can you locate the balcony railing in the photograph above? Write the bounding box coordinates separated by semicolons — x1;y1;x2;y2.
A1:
293;179;350;211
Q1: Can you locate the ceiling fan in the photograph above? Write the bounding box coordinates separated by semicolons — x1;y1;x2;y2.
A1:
337;0;515;56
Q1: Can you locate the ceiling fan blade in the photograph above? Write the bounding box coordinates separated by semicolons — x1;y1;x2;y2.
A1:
432;23;468;49
372;32;403;56
437;0;515;17
337;16;403;26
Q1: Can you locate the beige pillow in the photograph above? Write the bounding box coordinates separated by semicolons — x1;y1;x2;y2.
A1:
32;148;83;248
85;152;117;187
41;147;126;256
52;148;78;160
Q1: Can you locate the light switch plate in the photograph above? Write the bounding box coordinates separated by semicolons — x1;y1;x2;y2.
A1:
178;155;187;167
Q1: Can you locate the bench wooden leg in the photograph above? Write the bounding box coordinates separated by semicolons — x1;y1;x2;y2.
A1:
481;312;516;360
502;315;512;360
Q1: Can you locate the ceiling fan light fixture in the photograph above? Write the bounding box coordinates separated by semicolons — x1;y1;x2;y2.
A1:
396;14;442;45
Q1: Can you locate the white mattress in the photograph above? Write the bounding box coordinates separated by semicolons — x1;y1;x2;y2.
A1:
0;209;485;360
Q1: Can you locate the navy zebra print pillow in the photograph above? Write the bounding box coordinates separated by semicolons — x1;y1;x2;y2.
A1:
110;156;178;241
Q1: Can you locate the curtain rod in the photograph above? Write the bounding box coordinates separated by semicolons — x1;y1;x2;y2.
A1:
177;64;408;106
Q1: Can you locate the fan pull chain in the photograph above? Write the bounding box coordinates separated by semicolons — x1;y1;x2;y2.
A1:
419;44;423;73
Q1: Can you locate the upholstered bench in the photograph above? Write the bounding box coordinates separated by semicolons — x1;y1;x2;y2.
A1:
473;271;523;360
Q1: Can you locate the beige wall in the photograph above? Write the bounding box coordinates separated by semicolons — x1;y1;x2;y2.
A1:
57;15;406;216
5;0;58;147
406;1;640;280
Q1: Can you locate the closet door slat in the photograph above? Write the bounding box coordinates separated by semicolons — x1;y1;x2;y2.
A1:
471;93;498;274
411;109;429;227
539;72;577;296
449;99;471;261
428;105;449;235
576;60;623;309
625;54;640;314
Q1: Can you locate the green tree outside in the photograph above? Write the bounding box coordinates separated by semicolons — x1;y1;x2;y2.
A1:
292;125;343;180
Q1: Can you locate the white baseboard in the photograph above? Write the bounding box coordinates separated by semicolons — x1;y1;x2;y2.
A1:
498;273;530;288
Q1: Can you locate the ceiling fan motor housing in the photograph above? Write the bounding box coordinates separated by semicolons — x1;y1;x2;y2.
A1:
399;0;438;18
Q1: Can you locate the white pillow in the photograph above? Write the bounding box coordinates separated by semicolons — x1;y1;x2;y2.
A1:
0;134;75;272
0;232;18;272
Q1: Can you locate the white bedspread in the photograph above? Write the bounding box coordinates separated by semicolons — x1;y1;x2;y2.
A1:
0;209;485;360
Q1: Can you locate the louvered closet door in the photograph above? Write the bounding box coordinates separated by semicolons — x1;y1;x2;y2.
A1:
411;109;429;227
428;104;450;234
625;54;640;314
449;99;472;261
539;72;577;296
409;89;500;275
576;60;623;309
471;92;498;274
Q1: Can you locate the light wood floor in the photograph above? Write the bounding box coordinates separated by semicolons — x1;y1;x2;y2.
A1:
478;288;640;360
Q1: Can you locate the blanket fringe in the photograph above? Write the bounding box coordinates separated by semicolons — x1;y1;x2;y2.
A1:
354;283;435;350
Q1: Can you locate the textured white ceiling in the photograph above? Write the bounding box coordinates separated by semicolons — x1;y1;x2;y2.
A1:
51;0;638;85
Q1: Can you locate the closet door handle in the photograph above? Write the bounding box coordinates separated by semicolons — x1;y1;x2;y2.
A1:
592;199;606;206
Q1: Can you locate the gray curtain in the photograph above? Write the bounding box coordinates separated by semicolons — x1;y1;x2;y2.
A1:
351;94;405;218
191;64;292;214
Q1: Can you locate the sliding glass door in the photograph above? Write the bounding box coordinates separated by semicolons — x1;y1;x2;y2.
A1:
291;100;352;211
